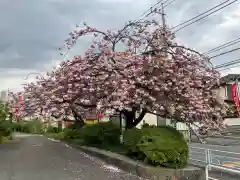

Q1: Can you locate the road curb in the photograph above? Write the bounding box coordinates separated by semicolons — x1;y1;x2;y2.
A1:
65;143;204;180
191;140;240;146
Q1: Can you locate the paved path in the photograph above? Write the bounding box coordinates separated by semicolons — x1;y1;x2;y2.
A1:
2;134;240;180
0;134;143;180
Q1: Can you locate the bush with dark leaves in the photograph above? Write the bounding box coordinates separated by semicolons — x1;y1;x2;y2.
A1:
123;125;188;168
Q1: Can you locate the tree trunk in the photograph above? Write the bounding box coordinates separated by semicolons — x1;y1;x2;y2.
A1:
122;109;147;129
71;107;85;128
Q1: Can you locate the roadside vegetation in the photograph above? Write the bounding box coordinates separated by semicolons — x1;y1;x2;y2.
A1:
1;109;188;169
45;121;188;169
0;102;13;143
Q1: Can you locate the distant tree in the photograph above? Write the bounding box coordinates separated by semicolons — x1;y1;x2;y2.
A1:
0;101;9;120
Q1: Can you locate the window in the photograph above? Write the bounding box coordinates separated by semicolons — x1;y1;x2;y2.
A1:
226;84;233;100
225;86;228;99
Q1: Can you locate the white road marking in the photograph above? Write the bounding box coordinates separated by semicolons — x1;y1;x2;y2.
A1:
33;144;42;147
47;138;60;142
101;164;121;172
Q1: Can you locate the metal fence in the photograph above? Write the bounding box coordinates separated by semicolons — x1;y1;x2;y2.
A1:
205;164;240;180
189;146;240;179
189;146;240;169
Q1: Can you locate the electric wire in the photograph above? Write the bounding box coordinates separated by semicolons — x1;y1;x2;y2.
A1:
172;0;238;32
214;58;240;69
209;47;240;59
217;64;240;71
163;0;178;8
132;0;166;23
203;37;240;55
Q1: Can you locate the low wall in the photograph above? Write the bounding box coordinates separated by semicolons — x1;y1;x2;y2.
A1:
70;145;204;180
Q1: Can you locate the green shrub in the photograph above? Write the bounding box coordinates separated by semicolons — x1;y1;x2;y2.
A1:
142;123;150;128
79;122;121;147
63;123;83;140
123;126;188;168
12;122;30;133
12;120;44;134
0;120;13;137
64;122;121;147
123;127;143;157
142;124;157;128
46;132;65;140
46;126;61;133
27;120;44;134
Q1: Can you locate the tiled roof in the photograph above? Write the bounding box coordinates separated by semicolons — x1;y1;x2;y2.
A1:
220;74;240;85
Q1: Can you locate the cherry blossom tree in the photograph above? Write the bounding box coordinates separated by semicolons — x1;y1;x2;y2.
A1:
8;92;24;122
18;8;227;133
58;14;227;131
20;55;124;126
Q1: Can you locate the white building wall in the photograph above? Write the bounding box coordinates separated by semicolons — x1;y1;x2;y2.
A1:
176;122;189;131
100;113;159;128
136;113;158;128
224;118;240;126
100;115;110;122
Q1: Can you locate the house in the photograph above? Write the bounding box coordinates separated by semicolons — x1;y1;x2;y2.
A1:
217;74;240;103
215;74;240;128
215;74;240;118
104;74;240;137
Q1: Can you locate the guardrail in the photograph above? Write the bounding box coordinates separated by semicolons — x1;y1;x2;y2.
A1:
189;146;209;166
205;164;240;180
189;146;240;170
189;146;240;179
189;146;240;169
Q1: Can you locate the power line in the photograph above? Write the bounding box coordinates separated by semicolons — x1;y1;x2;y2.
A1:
133;0;178;23
133;0;166;23
214;58;240;69
172;0;238;32
209;47;240;59
217;64;240;71
163;0;177;8
203;37;240;55
171;0;230;30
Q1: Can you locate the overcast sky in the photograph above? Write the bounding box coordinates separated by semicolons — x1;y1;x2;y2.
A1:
1;0;240;92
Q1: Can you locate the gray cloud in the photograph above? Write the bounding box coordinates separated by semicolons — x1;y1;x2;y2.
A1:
166;0;240;67
1;0;240;91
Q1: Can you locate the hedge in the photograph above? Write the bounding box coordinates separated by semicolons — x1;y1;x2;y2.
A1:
64;122;121;147
13;120;44;134
0;120;13;137
0;120;13;143
49;122;189;168
123;126;188;168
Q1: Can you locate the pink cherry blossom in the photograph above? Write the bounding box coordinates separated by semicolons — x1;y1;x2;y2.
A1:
13;11;227;133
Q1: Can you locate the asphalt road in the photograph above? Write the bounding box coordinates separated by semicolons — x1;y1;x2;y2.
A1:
0;134;143;180
2;134;240;180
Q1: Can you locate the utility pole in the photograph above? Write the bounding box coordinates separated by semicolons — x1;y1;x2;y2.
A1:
161;3;167;58
161;3;166;29
145;3;167;72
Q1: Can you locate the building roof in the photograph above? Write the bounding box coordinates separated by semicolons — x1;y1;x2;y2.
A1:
220;74;240;85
